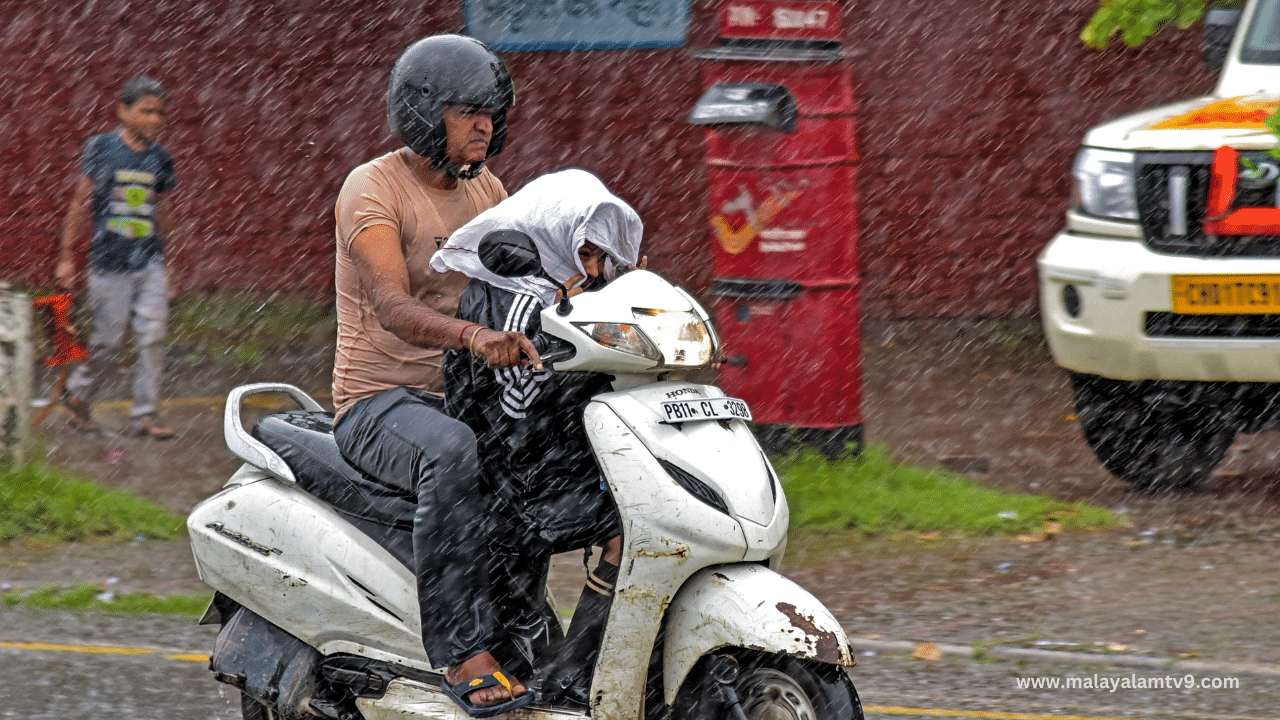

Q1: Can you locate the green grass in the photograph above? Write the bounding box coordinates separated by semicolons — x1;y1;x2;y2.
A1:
0;462;185;544
168;295;334;365
775;445;1122;536
0;585;211;615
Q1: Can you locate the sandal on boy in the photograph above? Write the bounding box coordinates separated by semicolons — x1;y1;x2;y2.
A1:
441;670;533;718
130;416;176;440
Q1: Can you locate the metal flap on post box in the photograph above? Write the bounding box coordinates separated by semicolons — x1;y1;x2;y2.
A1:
689;82;797;132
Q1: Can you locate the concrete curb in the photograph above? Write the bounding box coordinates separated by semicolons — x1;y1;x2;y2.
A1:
848;637;1280;678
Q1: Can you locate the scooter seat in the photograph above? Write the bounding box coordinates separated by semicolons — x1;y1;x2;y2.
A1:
252;410;415;568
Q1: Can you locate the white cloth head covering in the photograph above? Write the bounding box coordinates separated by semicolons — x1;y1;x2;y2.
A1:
431;168;642;306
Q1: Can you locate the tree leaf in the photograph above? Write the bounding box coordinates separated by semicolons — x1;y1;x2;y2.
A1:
1082;6;1118;49
1267;105;1280;161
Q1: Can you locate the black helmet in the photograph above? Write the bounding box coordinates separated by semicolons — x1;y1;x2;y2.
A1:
387;35;515;179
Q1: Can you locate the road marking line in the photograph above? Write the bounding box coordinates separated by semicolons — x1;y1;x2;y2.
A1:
0;639;207;663
165;652;213;663
865;706;1163;720
0;640;149;655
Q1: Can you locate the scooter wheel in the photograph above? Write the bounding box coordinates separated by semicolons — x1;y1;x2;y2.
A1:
674;651;863;720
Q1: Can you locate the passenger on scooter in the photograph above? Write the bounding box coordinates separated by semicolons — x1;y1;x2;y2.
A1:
330;34;541;717
433;169;647;709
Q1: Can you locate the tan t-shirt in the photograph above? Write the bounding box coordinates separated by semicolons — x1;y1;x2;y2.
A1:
332;149;506;417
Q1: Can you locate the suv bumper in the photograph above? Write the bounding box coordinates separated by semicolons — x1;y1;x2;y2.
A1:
1039;230;1280;383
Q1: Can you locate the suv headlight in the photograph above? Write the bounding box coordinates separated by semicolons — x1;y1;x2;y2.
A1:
1072;148;1138;221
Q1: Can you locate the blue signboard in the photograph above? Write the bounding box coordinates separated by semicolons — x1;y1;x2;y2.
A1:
467;0;689;51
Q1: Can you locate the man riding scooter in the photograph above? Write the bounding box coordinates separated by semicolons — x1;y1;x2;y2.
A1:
330;34;546;716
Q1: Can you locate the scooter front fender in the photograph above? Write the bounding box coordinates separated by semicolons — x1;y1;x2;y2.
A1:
661;563;854;705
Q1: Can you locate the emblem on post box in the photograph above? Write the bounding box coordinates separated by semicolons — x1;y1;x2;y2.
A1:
711;179;810;254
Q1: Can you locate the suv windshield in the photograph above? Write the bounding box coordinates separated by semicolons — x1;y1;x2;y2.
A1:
1242;0;1280;63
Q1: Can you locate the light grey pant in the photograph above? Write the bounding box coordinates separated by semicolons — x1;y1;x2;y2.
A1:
66;260;168;419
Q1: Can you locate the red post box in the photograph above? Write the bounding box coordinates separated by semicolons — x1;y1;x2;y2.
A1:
689;0;862;458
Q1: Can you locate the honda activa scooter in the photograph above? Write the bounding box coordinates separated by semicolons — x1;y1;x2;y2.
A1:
188;232;863;720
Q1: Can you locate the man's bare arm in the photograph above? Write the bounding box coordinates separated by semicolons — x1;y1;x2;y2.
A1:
156;192;179;294
55;175;93;289
350;224;541;369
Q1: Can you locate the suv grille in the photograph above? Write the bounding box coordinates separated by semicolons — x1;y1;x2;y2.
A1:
1135;151;1280;257
1146;311;1280;338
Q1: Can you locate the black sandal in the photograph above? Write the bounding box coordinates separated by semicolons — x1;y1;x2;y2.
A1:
441;670;533;718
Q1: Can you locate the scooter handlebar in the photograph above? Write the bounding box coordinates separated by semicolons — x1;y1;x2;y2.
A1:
530;332;576;368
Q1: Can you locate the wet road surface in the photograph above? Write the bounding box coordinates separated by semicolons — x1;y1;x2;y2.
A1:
2;607;1276;720
0;609;238;719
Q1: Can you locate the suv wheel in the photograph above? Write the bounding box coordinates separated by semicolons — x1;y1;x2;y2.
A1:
1069;373;1236;491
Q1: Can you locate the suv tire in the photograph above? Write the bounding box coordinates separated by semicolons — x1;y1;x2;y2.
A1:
1070;373;1236;491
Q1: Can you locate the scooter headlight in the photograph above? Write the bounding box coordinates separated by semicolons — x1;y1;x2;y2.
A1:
574;322;663;362
630;308;716;367
574;310;717;367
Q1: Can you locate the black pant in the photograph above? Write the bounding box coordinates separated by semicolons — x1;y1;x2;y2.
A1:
334;386;497;669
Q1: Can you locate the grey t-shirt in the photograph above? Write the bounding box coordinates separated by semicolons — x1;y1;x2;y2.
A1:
82;131;177;273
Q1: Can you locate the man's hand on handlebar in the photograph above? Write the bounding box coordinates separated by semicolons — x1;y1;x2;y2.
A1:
471;328;543;371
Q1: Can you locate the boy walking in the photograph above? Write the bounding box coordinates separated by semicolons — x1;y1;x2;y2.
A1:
55;76;179;439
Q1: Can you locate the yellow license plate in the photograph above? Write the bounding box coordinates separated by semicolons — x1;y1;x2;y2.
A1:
1171;275;1280;314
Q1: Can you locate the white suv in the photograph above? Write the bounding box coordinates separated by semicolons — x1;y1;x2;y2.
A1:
1039;0;1280;489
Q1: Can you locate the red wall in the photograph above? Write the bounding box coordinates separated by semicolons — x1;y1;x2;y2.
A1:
0;0;1214;317
850;0;1214;316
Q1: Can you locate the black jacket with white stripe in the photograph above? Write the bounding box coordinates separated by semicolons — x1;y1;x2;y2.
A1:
444;279;619;557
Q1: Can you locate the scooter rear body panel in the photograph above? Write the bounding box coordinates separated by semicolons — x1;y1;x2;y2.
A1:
188;471;431;669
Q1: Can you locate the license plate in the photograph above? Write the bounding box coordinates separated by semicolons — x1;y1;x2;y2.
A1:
659;396;753;423
1170;275;1280;314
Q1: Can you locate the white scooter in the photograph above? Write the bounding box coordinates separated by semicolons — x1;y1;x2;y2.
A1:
187;232;863;720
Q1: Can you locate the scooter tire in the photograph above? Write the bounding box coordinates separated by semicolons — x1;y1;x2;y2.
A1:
674;651;863;720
